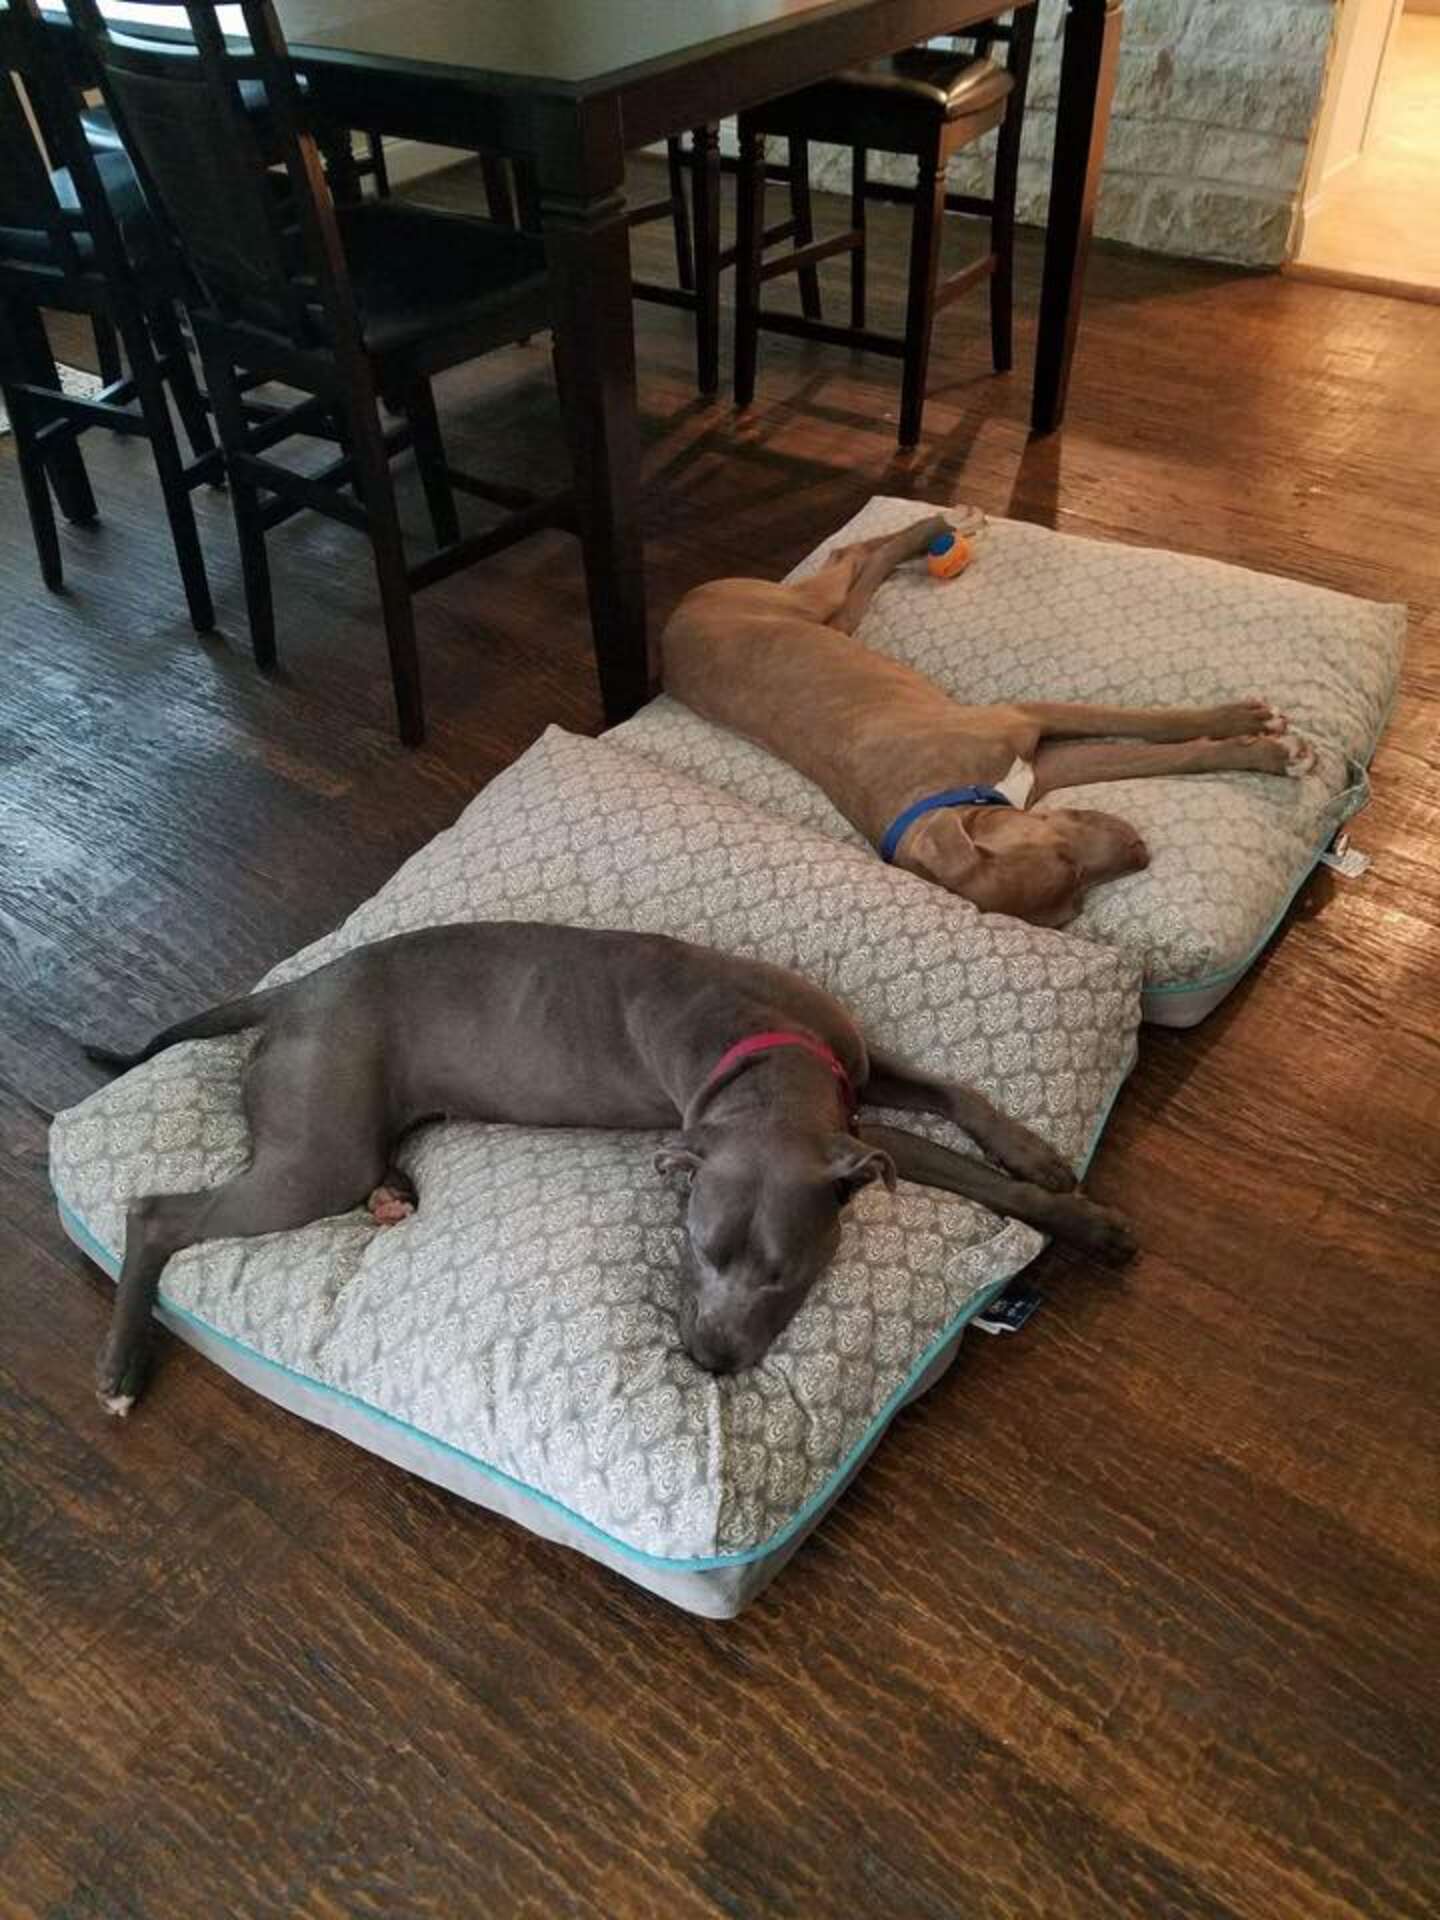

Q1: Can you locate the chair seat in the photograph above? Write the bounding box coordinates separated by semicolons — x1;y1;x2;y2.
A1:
745;53;1012;151
337;200;551;369
0;149;156;274
848;51;1014;119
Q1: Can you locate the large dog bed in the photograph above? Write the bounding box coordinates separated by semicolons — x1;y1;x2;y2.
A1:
51;729;1140;1616
616;497;1405;1024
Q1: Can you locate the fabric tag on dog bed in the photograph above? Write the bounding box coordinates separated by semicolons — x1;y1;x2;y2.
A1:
614;496;1404;1025
51;728;1139;1616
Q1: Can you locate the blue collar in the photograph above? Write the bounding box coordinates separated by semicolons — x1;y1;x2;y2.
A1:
879;786;1013;863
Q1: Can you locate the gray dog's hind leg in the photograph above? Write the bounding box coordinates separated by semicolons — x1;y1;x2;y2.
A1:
95;999;397;1412
96;1044;395;1420
862;1054;1078;1193
861;1124;1136;1266
96;1147;388;1416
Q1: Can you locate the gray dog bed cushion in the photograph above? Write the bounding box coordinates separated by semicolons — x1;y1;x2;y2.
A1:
51;727;1140;1617
615;496;1405;1025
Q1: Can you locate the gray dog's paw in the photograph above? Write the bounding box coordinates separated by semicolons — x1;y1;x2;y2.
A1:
367;1184;416;1227
95;1343;143;1418
1083;1203;1139;1267
991;1122;1078;1193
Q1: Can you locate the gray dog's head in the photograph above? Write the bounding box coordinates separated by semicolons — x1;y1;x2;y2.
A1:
655;1122;895;1374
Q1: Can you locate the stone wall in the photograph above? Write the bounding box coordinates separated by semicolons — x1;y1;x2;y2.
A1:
796;0;1341;268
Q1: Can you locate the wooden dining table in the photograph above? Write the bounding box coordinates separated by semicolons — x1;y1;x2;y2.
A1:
35;0;1121;726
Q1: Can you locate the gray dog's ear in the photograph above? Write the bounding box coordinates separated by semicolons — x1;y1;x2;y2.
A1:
654;1136;704;1181
827;1135;897;1200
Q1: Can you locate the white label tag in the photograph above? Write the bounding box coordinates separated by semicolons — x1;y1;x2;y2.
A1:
1319;834;1371;878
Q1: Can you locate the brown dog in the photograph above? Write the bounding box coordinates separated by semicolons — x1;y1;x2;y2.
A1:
661;515;1315;926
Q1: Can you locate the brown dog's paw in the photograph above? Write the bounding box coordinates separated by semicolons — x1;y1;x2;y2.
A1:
1210;696;1288;739
990;1122;1078;1193
913;512;954;547
1280;733;1317;777
1235;732;1315;778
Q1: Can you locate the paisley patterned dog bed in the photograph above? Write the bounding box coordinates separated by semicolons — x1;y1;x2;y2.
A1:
616;497;1405;1024
51;729;1140;1616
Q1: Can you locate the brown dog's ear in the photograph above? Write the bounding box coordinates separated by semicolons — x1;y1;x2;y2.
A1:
827;1135;897;1201
654;1136;704;1181
900;810;986;895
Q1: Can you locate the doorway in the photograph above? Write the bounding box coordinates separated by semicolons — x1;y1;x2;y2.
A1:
1291;0;1440;300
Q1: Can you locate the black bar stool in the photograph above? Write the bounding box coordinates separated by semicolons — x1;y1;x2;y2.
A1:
65;0;575;745
1;0;217;627
630;130;823;398
733;12;1037;447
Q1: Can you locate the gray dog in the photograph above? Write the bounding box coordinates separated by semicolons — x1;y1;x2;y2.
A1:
86;922;1134;1413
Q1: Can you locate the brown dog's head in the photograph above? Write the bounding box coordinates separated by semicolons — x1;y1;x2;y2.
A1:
901;804;1149;927
656;1123;895;1374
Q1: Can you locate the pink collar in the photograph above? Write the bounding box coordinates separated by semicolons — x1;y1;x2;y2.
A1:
703;1030;857;1123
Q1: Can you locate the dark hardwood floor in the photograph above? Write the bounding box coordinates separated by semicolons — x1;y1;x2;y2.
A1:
2;159;1438;1920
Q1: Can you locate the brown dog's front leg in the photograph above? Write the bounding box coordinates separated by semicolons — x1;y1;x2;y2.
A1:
1017;697;1289;743
862;1054;1077;1192
860;1124;1136;1267
1030;732;1314;797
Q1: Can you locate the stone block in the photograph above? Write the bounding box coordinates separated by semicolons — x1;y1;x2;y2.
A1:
1139;183;1296;265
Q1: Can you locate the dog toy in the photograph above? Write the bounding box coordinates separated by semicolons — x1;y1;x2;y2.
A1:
927;530;972;580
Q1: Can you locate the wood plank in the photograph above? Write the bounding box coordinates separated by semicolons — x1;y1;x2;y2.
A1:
3;158;1438;1918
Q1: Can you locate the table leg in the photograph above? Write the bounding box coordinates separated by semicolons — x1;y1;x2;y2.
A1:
542;178;650;723
1031;0;1122;435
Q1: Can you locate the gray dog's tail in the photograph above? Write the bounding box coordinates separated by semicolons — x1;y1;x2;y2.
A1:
84;985;283;1075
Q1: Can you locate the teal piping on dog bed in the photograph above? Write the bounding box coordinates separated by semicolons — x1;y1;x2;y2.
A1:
1143;744;1374;1001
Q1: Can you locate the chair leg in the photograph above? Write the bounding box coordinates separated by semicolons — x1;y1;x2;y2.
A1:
733;125;767;409
899;151;948;450
366;131;391;197
850;147;868;332
150;300;215;463
989;201;1014;374
787;136;822;321
318;126;363;207
347;390;425;746
9;301;97;525
121;307;214;632
93;314;123;386
691;124;721;397
405;379;460;548
667;136;695;292
206;346;275;668
3;379;64;590
481;155;517;228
